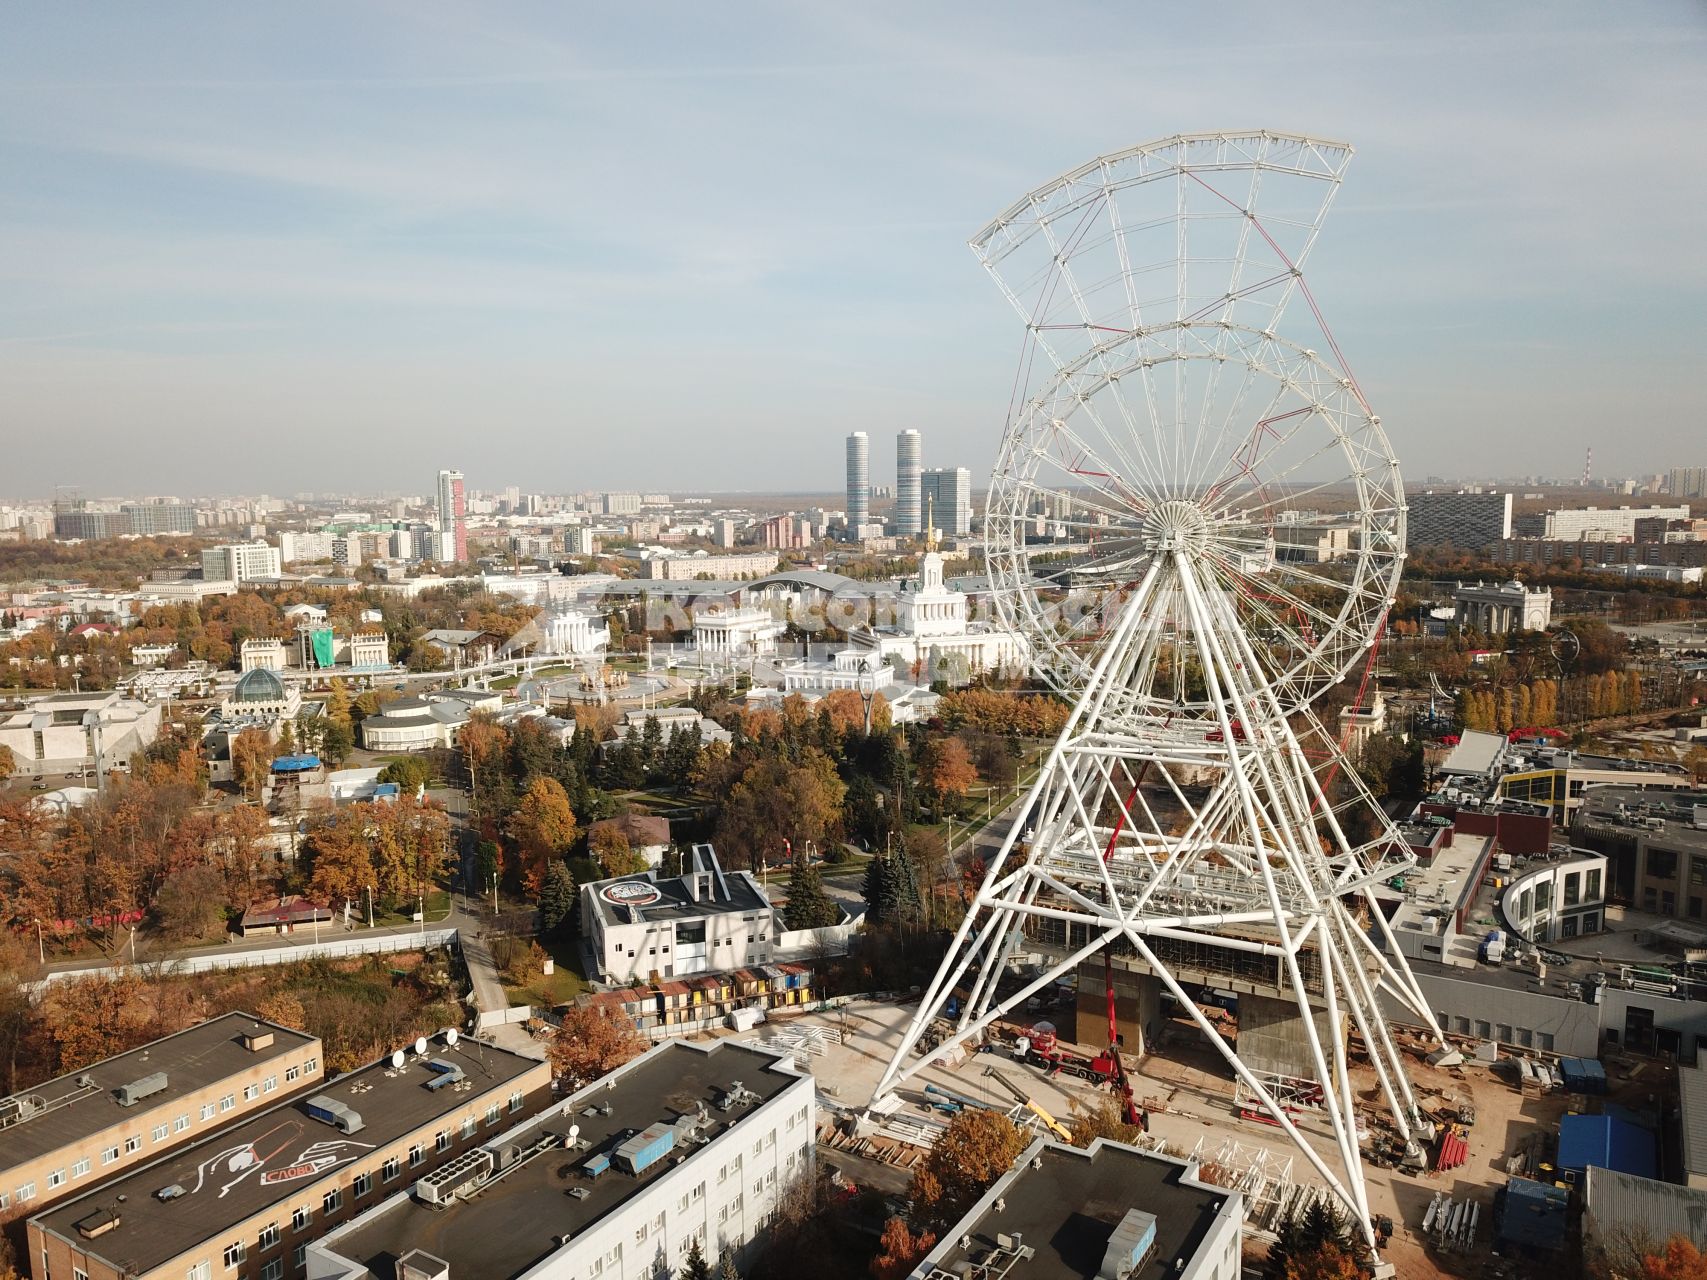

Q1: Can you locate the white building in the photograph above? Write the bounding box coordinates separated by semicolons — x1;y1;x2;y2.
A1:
358;688;502;752
856;552;1028;678
0;690;163;773
1452;579;1553;633
582;845;774;985
905;1136;1244;1280
542;605;611;657
780;648;897;694
200;541;281;583
240;637;288;673
643;550;778;581
693;606;784;656
306;1040;815;1280
1543;504;1691;541
219;666;304;721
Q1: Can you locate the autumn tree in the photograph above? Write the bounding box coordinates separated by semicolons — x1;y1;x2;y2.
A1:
506;776;579;894
1268;1202;1365;1280
782;859;838;931
715;748;846;871
1067;1099;1146;1149
920;737;978;810
589;824;647;879
255;990;308;1031
230;727;274;801
154;863;228;941
908;1109;1025;1229
871;1217;938;1280
548;1004;646;1088
1641;1236;1707;1280
0;743;14;781
303;807;374;910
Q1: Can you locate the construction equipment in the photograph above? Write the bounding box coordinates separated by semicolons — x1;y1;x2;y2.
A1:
982;1067;1074;1141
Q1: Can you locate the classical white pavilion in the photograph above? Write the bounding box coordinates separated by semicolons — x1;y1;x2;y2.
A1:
692;605;785;656
859;552;1027;677
542;605;612;657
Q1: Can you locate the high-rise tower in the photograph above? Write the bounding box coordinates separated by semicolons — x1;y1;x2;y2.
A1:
436;469;467;562
921;466;972;536
845;432;870;537
896;429;922;535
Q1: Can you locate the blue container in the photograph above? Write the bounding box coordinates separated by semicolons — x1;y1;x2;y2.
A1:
615;1123;676;1175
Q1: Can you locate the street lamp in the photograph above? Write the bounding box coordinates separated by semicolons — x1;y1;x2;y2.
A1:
32;918;44;965
366;885;374;930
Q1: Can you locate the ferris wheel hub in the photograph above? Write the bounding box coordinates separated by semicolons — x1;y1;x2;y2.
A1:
1141;499;1212;554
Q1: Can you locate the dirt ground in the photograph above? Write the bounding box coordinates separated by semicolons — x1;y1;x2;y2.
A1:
755;998;1655;1280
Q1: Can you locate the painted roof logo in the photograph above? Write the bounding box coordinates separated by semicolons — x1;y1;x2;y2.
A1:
602;881;662;907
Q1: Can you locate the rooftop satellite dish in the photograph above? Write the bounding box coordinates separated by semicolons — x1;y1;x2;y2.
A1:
445;1028;459;1046
414;1036;429;1057
390;1049;405;1070
568;1124;581;1145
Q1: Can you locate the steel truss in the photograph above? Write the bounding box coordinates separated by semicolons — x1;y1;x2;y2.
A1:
870;548;1442;1237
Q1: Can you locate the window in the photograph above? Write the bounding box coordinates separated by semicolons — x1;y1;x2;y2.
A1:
46;1169;65;1189
201;1103;216;1121
461;1115;476;1139
1564;873;1580;907
1587;868;1602;900
409;1144;425;1168
15;1183;34;1204
125;1136;141;1154
102;1146;119;1166
259;1223;279;1250
485;1104;501;1127
1562;917;1579;939
1646;887;1660;912
1664;890;1677;916
220;1094;236;1113
244;1085;260;1102
383;1156;401;1182
509;1090;524;1114
188;1264;211;1280
1691;897;1703;921
436;1130;451;1154
71;1157;90;1178
322;1188;342;1215
223;1242;247;1269
354;1171;372;1197
292;1246;306;1271
175;1113;191;1133
1650;849;1679;881
261;1262;283;1280
285;1065;301;1083
305;1058;318;1074
1534;881;1552;912
151;1123;170;1142
292;1206;312;1233
74;1269;89;1280
263;1075;278;1094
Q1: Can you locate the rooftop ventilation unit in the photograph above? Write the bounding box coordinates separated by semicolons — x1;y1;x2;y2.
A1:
1098;1209;1157;1280
397;1250;451;1280
424;1060;466;1092
114;1072;169;1107
614;1122;676;1175
240;1029;275;1053
304;1094;365;1134
415;1149;495;1205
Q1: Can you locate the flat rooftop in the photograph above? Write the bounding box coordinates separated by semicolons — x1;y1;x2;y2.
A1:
1;1012;317;1174
323;1042;805;1280
1576;787;1707;852
585;869;771;929
34;1036;544;1274
921;1140;1231;1280
1386;831;1496;967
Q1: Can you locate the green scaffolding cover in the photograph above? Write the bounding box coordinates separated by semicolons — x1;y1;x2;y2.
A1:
311;627;335;668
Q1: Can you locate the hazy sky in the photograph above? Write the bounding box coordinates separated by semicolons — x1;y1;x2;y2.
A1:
2;2;1704;499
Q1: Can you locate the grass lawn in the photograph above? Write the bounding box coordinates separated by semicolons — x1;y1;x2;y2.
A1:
500;934;589;1010
368;889;453;928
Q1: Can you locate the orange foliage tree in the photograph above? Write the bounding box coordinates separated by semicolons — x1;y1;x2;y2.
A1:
548;1004;646;1088
871;1217;938;1280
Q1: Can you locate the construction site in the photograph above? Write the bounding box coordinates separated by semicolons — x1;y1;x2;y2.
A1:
740;991;1673;1278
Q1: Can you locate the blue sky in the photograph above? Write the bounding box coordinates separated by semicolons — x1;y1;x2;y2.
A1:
1;2;1703;498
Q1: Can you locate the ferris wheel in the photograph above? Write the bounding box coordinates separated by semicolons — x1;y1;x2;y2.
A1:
978;132;1403;714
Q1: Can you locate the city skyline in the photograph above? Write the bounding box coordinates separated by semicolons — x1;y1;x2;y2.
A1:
1;4;1704;497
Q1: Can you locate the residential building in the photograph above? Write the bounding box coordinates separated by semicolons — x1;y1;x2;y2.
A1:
581;845;777;985
201;543;281;584
1668;467;1707;499
277;531;334;564
1452;579;1552;633
1543;505;1691;541
1406;490;1513;551
586;814;672;868
920;466;972;537
0;691;162;774
602;492;643;516
564;525;598;556
906;1136;1244;1280
895;429;922;536
0;1014;321;1224
845;432;870;535
305;1041;814;1280
713;518;739;549
436;469;468;563
120;503;198;536
28;1034;548;1280
642;551;778;581
52;501;129;541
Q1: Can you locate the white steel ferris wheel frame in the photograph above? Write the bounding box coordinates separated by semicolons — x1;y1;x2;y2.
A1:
870;133;1444;1249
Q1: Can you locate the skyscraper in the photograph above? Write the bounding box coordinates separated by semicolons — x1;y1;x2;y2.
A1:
436;469;467;562
921;467;973;536
845;432;870;536
896;428;922;536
